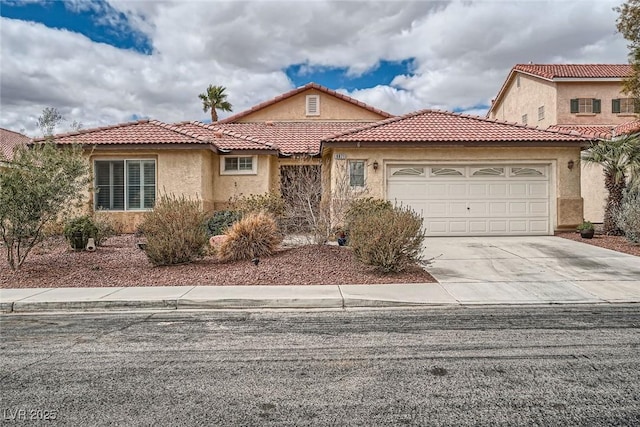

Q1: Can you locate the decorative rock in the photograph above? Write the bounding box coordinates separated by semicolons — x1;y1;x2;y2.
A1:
209;235;228;249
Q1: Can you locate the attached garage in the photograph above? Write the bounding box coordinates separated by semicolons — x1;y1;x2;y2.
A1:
322;109;593;235
387;164;551;236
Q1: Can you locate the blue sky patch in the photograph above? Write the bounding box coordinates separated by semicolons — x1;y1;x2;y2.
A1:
285;58;415;91
0;0;152;54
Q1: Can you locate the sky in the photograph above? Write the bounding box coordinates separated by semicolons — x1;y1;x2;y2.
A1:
0;0;631;137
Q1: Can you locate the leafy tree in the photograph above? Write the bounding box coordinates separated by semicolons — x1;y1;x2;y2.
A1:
36;107;65;137
582;133;640;235
0;109;90;270
615;0;640;99
198;85;233;122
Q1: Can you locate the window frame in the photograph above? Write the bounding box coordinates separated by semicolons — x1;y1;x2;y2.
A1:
94;158;156;211
538;105;545;121
571;98;601;114
220;155;257;175
348;159;366;188
613;97;639;114
521;114;528;125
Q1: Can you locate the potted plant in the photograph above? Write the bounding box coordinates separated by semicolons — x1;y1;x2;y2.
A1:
577;220;595;239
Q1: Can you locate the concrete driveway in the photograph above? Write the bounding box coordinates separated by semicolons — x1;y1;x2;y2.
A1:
421;236;640;304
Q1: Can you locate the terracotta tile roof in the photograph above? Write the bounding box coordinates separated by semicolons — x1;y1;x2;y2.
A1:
217;82;393;124
613;119;640;136
216;121;372;155
38;120;210;146
513;64;631;80
324;110;593;145
0;128;31;161
546;124;614;139
172;121;277;151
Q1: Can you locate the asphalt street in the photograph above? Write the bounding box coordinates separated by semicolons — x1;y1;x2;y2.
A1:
1;305;639;426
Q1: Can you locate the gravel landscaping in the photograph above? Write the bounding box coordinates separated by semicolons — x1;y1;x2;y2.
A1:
0;234;436;288
3;231;638;289
556;231;640;257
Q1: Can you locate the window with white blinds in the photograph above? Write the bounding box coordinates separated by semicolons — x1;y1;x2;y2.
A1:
95;159;155;210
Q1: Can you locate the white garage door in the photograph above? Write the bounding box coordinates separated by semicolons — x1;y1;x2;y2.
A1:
387;164;551;236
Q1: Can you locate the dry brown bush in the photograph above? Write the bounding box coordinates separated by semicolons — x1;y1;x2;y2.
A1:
217;211;283;262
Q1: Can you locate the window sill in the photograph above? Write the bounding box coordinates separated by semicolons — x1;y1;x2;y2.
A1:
575;113;597;116
220;171;257;176
617;113;638;117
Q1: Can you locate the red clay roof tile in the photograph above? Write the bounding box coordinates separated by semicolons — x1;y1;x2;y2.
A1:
324;110;593;145
0;128;31;161
514;64;631;80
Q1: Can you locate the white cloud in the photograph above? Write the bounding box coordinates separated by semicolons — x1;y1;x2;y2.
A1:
0;0;630;136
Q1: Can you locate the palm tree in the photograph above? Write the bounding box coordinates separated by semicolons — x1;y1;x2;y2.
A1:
198;85;233;122
582;133;640;234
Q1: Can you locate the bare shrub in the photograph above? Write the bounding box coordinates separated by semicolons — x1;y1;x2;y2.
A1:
349;204;425;273
233;192;285;218
281;157;368;244
217;211;283;262
141;194;208;266
344;197;393;235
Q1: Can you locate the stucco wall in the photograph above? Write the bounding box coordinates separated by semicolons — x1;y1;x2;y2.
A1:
323;146;584;232
489;73;557;128
581;162;607;223
556;81;632;125
86;148;215;233
235;89;386;122
212;154;273;210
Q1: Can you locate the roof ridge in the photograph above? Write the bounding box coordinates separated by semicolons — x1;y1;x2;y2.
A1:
33;119;153;142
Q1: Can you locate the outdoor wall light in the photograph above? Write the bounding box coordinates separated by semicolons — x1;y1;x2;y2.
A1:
567;160;575;170
373;160;379;171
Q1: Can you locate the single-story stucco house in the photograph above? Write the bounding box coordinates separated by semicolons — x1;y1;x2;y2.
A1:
41;83;592;236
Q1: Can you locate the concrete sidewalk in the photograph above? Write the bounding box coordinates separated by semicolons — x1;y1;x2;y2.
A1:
2;280;639;313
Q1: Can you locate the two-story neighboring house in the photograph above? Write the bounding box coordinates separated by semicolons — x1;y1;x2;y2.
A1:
488;64;636;222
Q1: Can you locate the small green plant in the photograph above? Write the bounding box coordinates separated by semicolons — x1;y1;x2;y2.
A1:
577;220;595;231
217;211;283;262
64;216;99;250
348;204;425;273
206;210;241;236
141;194;208;266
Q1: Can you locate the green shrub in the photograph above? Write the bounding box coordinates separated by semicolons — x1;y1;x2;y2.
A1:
348;204;425;273
233;192;285;218
217;211;283;262
206;210;241;236
141;194;208;266
64;216;99;250
615;187;640;243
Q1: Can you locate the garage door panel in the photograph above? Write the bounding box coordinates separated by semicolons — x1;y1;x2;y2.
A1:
529;182;548;197
449;221;467;233
489;221;508;233
509;183;528;197
509;202;528;215
388;163;551;236
468;184;487;197
488;184;508;197
468;201;488;215
469;221;487;233
489;202;507;215
449;202;468;215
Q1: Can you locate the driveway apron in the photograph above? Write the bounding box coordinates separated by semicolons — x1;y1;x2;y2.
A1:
421;236;640;304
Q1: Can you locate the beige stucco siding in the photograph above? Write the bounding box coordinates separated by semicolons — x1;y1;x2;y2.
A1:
490;74;557;128
86;148;215;233
324;146;584;232
581;162;607;222
556;81;632;125
235;89;385;122
212;154;273;209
